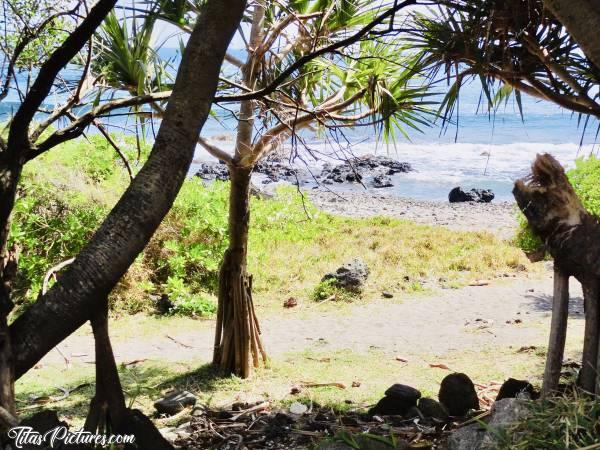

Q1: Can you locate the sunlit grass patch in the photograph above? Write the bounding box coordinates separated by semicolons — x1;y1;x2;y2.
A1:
16;345;546;426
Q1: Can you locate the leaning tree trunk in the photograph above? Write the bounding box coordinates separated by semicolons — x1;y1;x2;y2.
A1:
0;163;21;418
543;0;600;70
9;0;248;380
213;166;266;377
514;153;600;394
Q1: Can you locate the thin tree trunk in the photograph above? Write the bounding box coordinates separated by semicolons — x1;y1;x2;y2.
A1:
84;304;173;449
84;304;126;433
213;167;266;377
0;164;21;416
579;278;600;393
213;2;267;378
542;269;570;397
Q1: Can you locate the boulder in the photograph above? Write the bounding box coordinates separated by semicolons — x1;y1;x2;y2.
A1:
418;397;450;421
154;390;197;416
439;373;479;416
448;398;530;450
448;187;494;203
319;155;411;185
254;157;300;184
447;423;486;450
322;258;369;292
496;378;539;401
195;162;230;181
368;384;421;416
385;383;421;402
372;174;394;188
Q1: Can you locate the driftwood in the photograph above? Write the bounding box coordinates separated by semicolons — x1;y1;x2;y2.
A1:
514;154;600;395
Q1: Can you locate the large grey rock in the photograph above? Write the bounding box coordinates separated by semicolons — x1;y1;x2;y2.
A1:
322;258;369;291
487;398;530;428
448;423;487;450
448;399;530;450
154;390;197;415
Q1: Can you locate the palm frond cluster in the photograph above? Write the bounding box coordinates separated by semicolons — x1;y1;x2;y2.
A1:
406;0;600;128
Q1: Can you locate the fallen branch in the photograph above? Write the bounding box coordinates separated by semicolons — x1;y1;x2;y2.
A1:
300;382;346;389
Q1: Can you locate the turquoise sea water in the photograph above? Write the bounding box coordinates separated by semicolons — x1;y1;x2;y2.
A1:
2;53;598;202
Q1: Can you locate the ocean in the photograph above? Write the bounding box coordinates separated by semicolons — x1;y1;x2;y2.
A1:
196;82;599;202
2;55;598;203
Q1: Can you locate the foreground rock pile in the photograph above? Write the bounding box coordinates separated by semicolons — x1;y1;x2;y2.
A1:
155;374;537;449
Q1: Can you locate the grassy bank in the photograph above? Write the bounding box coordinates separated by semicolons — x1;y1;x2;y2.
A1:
9;136;529;318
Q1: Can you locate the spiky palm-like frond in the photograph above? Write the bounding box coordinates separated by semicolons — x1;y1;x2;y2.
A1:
92;11;172;95
405;0;600;126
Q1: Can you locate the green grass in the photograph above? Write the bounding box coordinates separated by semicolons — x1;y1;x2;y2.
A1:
9;135;530;317
16;344;547;427
497;391;600;449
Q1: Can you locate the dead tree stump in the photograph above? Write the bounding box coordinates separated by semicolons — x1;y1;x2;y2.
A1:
514;154;600;395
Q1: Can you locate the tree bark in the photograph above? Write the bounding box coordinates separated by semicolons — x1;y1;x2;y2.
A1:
84;304;173;449
213;167;266;377
212;2;267;378
542;269;570;397
579;278;600;393
10;0;248;380
514;153;600;393
543;0;600;71
0;164;21;416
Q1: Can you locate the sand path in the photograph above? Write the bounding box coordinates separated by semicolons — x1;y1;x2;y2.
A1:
36;270;584;369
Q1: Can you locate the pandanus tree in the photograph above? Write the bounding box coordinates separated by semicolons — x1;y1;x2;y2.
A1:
406;0;600;394
406;0;600;126
0;0;247;442
134;0;434;377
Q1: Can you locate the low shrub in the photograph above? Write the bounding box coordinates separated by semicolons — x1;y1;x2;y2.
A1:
311;278;357;302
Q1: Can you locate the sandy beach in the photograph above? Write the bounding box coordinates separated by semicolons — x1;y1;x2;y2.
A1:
310;190;519;240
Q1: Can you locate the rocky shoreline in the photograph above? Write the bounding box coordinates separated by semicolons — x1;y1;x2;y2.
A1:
194;154;519;240
309;191;518;240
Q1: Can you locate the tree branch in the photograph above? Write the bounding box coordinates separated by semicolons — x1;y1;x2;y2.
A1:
214;0;418;103
10;0;248;380
198;137;233;164
250;88;367;163
27;91;172;160
5;0;118;162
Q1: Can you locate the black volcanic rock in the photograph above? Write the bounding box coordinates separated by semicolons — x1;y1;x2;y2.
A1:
496;378;539;401
368;384;421;416
319;155;411;185
438;373;479;416
448;187;494;203
195;162;230;181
